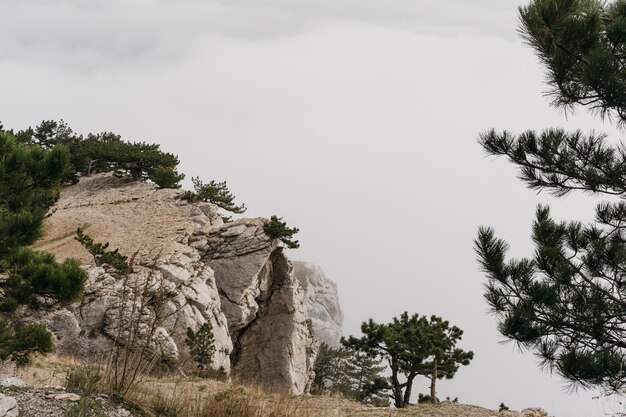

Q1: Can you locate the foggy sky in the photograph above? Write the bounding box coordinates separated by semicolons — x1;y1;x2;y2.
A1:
1;1;624;416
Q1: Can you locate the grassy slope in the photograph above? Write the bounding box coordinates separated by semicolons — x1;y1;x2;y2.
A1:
0;357;515;417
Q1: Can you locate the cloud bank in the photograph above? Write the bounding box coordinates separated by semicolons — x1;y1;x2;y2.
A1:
0;0;521;70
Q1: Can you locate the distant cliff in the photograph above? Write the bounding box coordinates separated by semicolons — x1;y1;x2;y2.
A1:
293;262;343;347
30;173;343;394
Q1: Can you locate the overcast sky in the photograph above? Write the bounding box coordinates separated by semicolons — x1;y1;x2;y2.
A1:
2;1;626;416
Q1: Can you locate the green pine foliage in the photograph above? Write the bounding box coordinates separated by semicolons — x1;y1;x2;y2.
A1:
75;228;132;274
0;130;87;364
1;248;86;311
263;215;300;249
9;120;185;188
417;394;437;404
312;343;390;406
519;0;626;122
342;313;473;408
0;131;69;258
180;177;247;214
0;321;53;366
185;323;216;373
475;0;626;392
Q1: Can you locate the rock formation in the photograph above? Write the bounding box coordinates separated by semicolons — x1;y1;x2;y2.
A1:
189;220;317;393
28;173;334;394
293;261;343;347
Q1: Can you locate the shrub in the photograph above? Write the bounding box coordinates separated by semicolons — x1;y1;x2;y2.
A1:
0;321;53;366
180;177;246;215
75;228;132;274
185;323;216;374
262;216;300;249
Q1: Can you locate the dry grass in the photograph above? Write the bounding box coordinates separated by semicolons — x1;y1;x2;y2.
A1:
127;383;313;417
0;354;71;388
63;360;313;417
4;356;518;417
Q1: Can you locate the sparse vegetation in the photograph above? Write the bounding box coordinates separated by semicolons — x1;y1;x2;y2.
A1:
0;129;87;365
343;313;473;408
64;397;106;417
185;323;216;375
75;228;132;274
8;120;185;188
180;177;247;216
263;215;300;249
311;343;389;406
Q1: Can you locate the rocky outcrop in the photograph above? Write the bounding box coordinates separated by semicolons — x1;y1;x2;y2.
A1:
38;250;233;373
30;174;320;394
0;394;18;417
190;220;317;393
293;261;343;347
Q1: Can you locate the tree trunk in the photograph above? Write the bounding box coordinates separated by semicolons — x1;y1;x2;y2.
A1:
430;358;438;404
403;374;416;407
390;361;403;408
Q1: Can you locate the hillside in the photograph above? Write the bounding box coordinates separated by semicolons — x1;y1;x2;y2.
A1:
0;359;549;417
0;173;550;417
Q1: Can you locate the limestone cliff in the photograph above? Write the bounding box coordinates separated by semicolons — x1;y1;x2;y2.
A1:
29;173;333;394
293;261;344;347
189;220;317;393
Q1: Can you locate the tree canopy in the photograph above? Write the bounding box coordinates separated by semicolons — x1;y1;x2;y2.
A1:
5;120;184;188
343;313;472;408
263;215;300;249
0;131;87;363
180;176;247;220
312;343;390;406
476;0;626;391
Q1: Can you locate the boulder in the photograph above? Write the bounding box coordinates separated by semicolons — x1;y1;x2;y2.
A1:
293;261;343;347
0;394;17;417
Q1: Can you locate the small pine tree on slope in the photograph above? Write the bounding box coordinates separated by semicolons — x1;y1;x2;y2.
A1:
342;313;472;408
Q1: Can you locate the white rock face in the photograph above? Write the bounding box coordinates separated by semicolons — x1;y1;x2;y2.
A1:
30;174;321;393
293;261;343;347
0;394;18;417
42;253;233;373
193;219;318;394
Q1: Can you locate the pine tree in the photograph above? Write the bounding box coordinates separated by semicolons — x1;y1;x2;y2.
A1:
10;120;185;188
263;216;300;249
180;177;247;216
0;130;87;364
476;0;626;391
346;350;391;406
312;343;390;406
75;228;132;275
416;317;474;404
185;323;216;374
342;313;472;408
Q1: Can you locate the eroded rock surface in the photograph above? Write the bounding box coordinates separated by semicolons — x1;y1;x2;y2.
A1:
37;252;233;373
192;220;317;393
293;261;343;347
30;174;318;394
